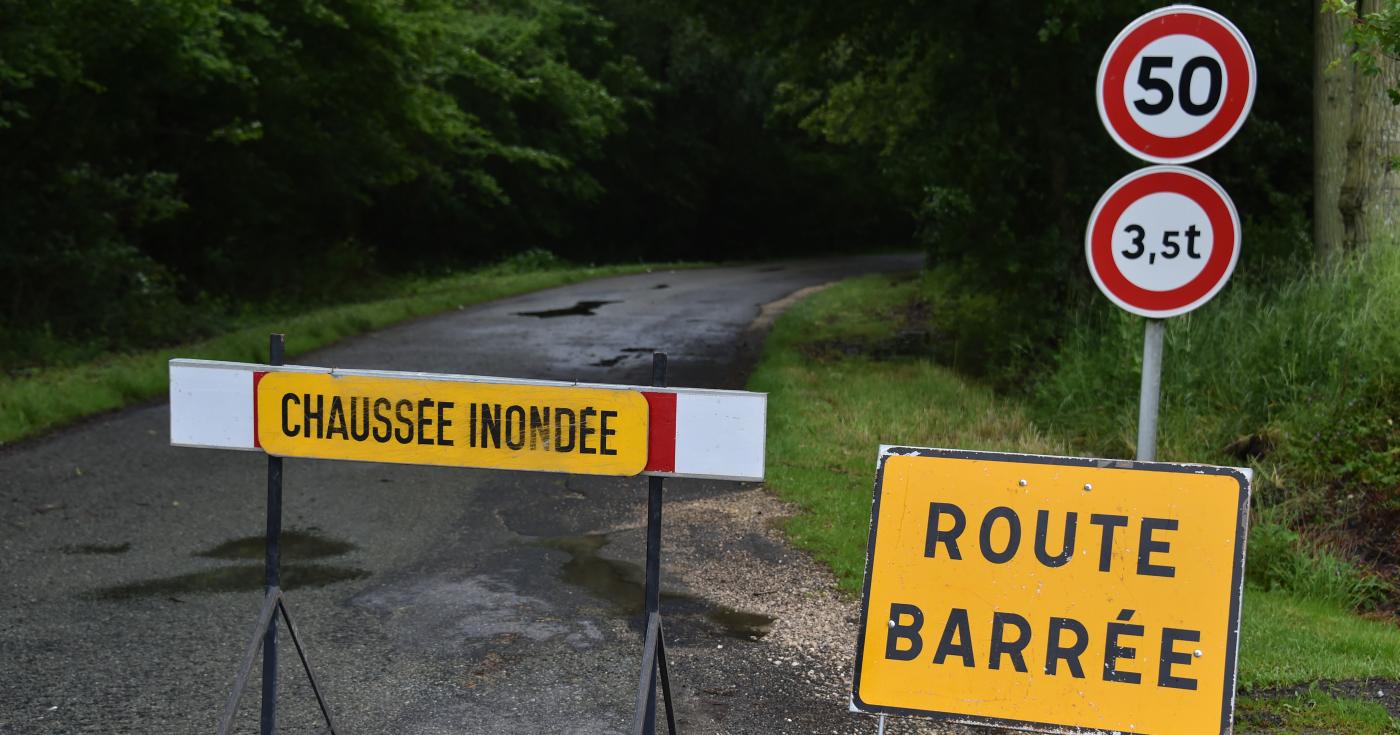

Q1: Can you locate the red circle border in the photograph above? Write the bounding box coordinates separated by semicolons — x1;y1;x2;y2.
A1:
1087;168;1239;316
1098;9;1254;162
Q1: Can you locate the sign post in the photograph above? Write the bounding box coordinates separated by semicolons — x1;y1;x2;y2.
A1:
1137;319;1164;461
1092;5;1255;460
852;446;1251;735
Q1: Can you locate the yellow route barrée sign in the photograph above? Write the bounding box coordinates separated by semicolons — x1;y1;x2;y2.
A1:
853;447;1249;735
256;372;649;476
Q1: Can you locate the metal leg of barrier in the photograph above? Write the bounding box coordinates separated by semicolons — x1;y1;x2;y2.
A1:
657;622;676;735
631;352;678;735
215;590;341;735
631;612;662;735
219;588;283;735
278;597;340;734
219;333;340;735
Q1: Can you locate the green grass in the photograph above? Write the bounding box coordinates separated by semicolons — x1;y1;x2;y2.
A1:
1238;687;1399;734
749;272;1400;696
1240;588;1400;688
749;273;1062;590
0;258;693;445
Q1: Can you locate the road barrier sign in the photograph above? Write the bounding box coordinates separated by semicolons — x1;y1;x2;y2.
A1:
1097;5;1256;164
852;446;1250;735
170;359;766;481
172;344;767;735
1085;165;1240;319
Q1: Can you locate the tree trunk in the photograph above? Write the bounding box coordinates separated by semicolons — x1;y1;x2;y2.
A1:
1342;0;1400;248
1315;4;1353;258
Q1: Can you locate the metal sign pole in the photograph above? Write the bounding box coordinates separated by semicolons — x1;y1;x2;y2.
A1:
262;333;285;735
1136;319;1164;462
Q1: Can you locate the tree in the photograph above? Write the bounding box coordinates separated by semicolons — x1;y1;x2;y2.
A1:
695;0;1314;376
1317;0;1400;256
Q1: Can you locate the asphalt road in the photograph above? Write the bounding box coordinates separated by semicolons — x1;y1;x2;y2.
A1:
0;255;924;735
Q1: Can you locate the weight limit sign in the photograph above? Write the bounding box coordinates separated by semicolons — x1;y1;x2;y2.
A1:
1085;166;1240;319
1097;5;1256;164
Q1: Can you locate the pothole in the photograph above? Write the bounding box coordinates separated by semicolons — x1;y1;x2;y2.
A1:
515;300;620;318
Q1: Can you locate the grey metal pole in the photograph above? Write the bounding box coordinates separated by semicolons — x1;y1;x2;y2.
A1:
262;333;285;735
1136;319;1165;462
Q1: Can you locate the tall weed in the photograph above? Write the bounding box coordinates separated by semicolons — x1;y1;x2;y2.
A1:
1031;244;1400;567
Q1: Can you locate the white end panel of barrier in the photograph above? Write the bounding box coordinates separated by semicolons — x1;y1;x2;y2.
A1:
170;362;256;450
672;392;766;482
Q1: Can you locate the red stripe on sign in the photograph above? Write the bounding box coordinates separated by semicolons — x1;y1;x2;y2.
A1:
252;371;267;449
643;392;677;472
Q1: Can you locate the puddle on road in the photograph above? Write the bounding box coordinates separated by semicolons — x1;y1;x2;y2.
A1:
97;564;368;600
589;356;627;368
516;300;620;318
96;528;364;599
540;534;775;641
198;529;355;560
621;347;655;353
653;284;669;289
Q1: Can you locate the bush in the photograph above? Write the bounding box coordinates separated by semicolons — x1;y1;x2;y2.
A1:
1030;244;1400;565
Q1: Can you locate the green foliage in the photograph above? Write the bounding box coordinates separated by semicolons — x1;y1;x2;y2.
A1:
1247;524;1393;611
748;273;1062;590
1030;245;1400;562
0;0;902;368
1327;0;1400;90
0;0;645;359
0;258;691;445
752;275;1400;691
700;0;1315;375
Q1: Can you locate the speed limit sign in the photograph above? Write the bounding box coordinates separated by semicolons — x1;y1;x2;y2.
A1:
1097;6;1256;163
1085;166;1240;319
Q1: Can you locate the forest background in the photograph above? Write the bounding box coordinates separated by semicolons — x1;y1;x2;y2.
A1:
2;1;1399;610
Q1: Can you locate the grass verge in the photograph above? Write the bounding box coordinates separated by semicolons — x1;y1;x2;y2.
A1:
1237;686;1400;734
749;272;1400;729
0;258;691;445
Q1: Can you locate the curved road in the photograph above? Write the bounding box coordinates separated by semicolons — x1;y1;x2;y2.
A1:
0;255;922;734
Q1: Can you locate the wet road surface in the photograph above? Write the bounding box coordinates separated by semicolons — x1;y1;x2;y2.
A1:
0;256;925;734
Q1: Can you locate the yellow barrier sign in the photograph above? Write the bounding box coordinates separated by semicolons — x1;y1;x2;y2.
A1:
255;372;649;476
853;447;1250;735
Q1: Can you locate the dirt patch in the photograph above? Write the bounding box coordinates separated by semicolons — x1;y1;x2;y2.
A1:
1243;678;1400;720
656;487;988;734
